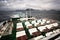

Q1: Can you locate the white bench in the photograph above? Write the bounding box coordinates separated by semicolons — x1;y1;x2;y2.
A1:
31;20;36;24
37;19;42;23
28;28;38;35
16;30;27;40
34;23;39;27
52;23;58;27
25;21;30;25
16;23;23;30
38;26;46;32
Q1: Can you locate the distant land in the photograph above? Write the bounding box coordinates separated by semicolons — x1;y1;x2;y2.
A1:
0;8;60;22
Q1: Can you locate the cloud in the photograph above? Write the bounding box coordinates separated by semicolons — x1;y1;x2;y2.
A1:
0;0;60;11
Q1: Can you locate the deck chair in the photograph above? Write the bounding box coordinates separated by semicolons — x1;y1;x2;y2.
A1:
31;20;36;24
40;21;45;25
42;19;46;22
25;21;30;25
16;30;27;40
46;24;53;30
38;26;46;32
16;23;24;31
26;24;32;29
25;21;32;29
46;32;53;36
34;23;40;27
52;23;58;27
46;20;51;24
29;28;40;37
37;19;42;23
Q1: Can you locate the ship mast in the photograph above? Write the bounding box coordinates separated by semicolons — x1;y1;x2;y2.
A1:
30;9;31;18
26;11;28;18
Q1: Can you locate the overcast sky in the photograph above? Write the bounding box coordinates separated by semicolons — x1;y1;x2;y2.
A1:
0;0;60;11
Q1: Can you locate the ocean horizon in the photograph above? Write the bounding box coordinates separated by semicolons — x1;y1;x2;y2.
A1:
0;10;60;22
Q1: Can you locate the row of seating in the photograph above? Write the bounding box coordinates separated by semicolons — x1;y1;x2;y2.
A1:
16;18;59;40
16;20;58;31
42;29;60;40
16;28;60;40
30;29;60;40
24;18;55;28
38;23;58;32
16;22;59;40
